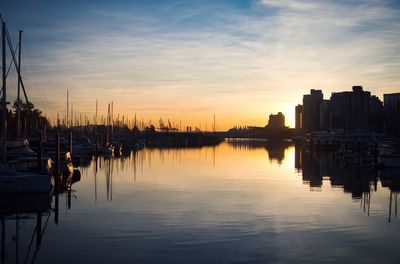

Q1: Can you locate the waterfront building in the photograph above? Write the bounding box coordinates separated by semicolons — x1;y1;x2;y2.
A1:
267;112;285;129
296;86;384;133
370;95;383;132
330;86;382;132
302;89;323;132
295;104;303;130
320;100;331;131
384;93;400;136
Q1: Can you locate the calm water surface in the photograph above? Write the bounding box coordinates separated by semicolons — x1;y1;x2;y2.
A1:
2;140;400;263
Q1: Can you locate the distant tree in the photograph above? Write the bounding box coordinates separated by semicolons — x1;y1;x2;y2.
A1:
9;99;50;137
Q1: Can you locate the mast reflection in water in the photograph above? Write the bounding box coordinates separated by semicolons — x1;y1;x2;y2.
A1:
1;141;399;263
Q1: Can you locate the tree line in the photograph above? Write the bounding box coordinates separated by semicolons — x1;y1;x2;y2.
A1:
0;98;50;138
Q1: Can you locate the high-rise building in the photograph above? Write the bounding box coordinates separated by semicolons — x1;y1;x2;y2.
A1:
302;89;323;132
295;104;303;130
329;86;379;131
370;95;383;132
384;93;400;136
298;86;384;133
320;100;331;131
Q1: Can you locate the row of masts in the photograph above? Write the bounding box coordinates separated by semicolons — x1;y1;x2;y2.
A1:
58;93;218;132
55;114;218;132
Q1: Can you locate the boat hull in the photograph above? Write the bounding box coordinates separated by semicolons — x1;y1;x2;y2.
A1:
379;155;400;168
0;174;51;194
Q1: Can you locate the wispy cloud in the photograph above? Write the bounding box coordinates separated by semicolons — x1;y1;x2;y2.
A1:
3;0;400;128
261;0;320;10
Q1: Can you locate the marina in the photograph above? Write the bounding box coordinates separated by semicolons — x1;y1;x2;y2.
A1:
1;0;400;262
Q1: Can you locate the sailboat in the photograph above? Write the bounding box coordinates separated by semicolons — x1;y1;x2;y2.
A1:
0;19;52;194
0;164;51;193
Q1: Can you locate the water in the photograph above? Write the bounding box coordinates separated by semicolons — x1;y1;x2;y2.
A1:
1;140;399;263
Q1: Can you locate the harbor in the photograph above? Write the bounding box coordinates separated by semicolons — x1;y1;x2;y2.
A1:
1;0;400;263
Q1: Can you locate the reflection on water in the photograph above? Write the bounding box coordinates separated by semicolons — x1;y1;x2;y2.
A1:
0;168;81;264
0;194;51;264
227;138;292;164
296;147;377;194
295;146;399;222
1;141;400;263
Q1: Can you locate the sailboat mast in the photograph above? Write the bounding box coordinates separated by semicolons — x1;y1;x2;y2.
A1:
134;113;137;128
213;114;216;133
106;102;110;145
16;30;22;138
95;98;98;125
95;98;98;135
66;90;69;128
111;101;113;141
2;22;7;164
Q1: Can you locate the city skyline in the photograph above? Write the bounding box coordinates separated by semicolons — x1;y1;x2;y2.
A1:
2;0;400;129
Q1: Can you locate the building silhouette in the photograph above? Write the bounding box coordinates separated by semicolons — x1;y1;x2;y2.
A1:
302;89;323;132
384;93;400;136
296;86;384;133
329;86;373;131
295;104;302;131
267;112;285;129
227;112;294;139
320;99;331;131
370;95;383;132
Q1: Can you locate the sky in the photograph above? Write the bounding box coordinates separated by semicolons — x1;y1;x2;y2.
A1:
2;0;400;129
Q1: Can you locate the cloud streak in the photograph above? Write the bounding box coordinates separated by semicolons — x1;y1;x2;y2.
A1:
2;0;400;128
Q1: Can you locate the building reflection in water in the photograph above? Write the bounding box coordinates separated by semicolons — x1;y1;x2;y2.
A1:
77;144;399;225
77;143;399;225
380;175;399;223
227;138;293;164
295;145;399;222
3;143;399;263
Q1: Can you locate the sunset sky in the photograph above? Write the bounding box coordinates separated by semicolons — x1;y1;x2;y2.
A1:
2;0;400;130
